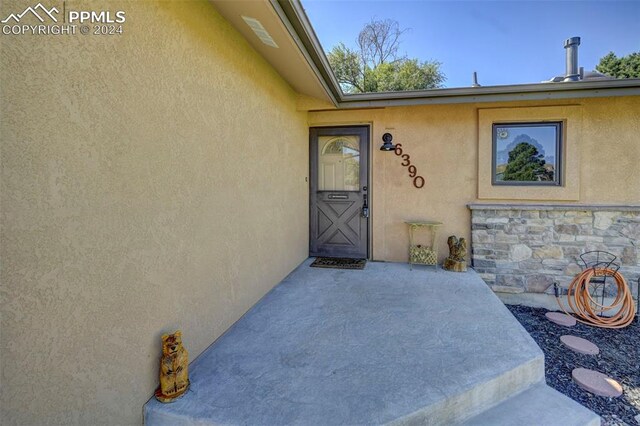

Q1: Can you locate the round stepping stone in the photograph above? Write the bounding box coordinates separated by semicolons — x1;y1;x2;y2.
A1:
560;335;600;355
545;311;576;327
572;368;623;397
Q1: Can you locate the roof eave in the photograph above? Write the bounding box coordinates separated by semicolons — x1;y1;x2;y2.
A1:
271;0;342;104
274;1;640;109
337;79;640;108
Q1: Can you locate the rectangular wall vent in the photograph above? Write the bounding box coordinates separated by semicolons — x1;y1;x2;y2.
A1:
241;16;279;48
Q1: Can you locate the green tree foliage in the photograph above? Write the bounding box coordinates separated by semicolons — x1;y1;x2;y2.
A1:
596;51;640;79
502;142;554;182
327;19;445;93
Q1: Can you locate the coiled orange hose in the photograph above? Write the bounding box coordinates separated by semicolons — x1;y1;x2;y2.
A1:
555;268;636;329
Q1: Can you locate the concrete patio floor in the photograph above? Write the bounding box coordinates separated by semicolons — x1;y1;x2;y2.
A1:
144;259;598;425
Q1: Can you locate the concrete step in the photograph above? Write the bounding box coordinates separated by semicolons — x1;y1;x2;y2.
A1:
462;382;600;426
390;357;544;425
145;260;553;425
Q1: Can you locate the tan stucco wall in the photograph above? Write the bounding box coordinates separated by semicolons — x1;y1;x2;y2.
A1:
309;96;640;263
580;96;640;202
2;0;639;422
1;1;308;424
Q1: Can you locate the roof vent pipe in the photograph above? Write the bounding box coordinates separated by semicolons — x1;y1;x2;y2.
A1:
472;71;481;87
563;37;581;82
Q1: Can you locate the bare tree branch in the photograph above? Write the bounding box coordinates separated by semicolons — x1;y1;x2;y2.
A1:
327;18;445;93
357;19;407;68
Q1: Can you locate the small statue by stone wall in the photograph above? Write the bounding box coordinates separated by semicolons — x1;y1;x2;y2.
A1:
444;236;467;272
155;331;190;403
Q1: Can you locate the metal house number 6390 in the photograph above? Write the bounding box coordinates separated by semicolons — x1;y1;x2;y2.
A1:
394;144;425;188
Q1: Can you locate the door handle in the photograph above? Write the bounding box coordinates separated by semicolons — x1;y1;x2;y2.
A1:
362;193;369;218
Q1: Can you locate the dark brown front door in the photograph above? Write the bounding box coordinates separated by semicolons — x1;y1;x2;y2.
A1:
310;126;369;259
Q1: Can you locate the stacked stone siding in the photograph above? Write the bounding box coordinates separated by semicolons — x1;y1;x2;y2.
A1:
469;204;640;296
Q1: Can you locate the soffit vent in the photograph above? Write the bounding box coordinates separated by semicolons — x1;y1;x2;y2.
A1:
241;16;279;48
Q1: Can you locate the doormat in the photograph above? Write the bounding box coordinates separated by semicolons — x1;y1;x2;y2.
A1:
310;257;366;270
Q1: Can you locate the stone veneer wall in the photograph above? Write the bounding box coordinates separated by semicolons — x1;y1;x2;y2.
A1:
469;204;640;296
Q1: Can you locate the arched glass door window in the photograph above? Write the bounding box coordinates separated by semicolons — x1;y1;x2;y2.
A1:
318;136;360;191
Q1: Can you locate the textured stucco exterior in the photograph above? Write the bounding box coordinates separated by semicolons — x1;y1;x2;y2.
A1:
309;96;640;263
2;0;639;424
1;1;308;424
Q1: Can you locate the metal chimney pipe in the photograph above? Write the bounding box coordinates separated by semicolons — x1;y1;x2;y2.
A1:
563;37;581;82
472;71;481;87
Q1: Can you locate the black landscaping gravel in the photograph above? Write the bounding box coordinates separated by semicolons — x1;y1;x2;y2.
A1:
507;305;639;426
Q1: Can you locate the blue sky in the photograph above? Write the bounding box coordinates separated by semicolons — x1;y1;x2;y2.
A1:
496;125;557;163
301;0;640;88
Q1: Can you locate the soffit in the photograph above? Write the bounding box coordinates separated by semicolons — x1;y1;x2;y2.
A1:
211;1;640;111
209;0;334;104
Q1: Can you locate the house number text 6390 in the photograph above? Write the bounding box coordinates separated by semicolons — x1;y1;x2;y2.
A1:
393;144;425;188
